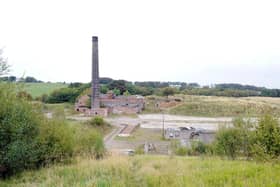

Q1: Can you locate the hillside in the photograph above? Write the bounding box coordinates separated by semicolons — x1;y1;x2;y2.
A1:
1;155;279;187
23;82;67;98
145;95;280;117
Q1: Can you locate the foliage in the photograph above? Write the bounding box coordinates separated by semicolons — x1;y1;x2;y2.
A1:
214;128;242;159
213;115;280;160
112;88;121;96
215;83;264;91
123;90;131;96
88;116;106;127
253;115;280;159
0;76;16;82
100;84;109;94
24;76;42;83
0;49;10;76
108;80;128;94
42;83;89;103
183;88;260;97
46;87;80;103
36;119;74;165
0;83;74;176
99;77;113;84
175;147;188;156
161;87;178;97
187;141;209;156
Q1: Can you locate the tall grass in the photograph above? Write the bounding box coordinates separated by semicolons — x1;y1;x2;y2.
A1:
1;155;279;187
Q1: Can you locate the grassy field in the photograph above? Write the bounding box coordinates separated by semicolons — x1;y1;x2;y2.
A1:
23;82;67;98
144;95;280;117
1;155;279;187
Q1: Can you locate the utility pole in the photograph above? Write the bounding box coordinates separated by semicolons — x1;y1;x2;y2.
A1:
162;109;165;139
156;99;165;139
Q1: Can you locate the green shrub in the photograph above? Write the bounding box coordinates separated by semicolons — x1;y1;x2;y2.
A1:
214;128;242;159
213;115;280;160
36;119;74;165
88;116;106;126
175;147;187;156
170;140;187;156
46;87;80;103
187;141;209;156
254;115;280;158
0;83;74;176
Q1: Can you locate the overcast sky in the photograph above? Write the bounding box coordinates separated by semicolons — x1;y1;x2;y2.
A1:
0;0;279;88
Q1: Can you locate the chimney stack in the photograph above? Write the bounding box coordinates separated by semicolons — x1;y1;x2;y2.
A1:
91;36;100;109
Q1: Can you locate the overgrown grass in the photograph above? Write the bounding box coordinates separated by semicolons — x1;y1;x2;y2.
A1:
43;103;77;116
1;155;279;187
153;95;280;117
23;82;67;98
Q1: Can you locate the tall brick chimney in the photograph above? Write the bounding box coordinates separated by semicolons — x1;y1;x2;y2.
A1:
91;36;100;109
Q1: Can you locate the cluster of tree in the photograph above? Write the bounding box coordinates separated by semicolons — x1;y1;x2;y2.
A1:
261;89;280;97
0;76;43;83
0;83;106;177
0;51;106;177
41;83;90;103
43;79;280;104
183;88;261;97
0;49;9;76
134;81;200;89
0;87;73;176
214;115;280;160
214;83;265;91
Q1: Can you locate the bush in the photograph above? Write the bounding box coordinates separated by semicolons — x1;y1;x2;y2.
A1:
187;141;209;156
175;147;188;156
36;119;74;165
88;116;106;126
0;83;74;177
213;115;280;160
214;128;242;159
254;115;280;158
46;87;80;103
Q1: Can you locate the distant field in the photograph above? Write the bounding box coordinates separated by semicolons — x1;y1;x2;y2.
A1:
145;95;280;117
23;82;67;98
1;155;279;187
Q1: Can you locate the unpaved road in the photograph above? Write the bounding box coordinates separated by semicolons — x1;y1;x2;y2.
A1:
104;114;233;152
106;114;233;131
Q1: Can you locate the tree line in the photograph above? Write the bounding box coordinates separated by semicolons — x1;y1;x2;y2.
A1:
38;79;280;104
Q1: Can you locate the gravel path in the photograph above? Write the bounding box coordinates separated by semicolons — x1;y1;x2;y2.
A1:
103;114;233;152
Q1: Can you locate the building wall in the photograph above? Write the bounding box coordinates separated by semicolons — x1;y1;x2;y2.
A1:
75;93;145;115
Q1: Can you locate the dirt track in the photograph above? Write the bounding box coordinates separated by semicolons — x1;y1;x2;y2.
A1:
104;114;232;152
107;114;232;130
